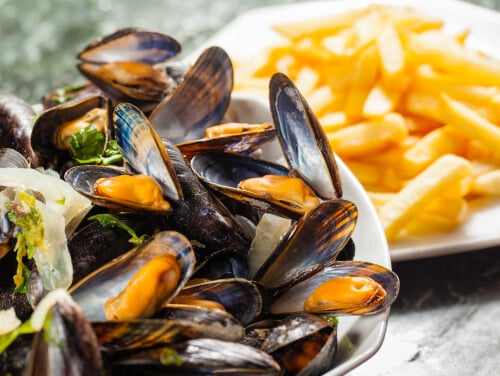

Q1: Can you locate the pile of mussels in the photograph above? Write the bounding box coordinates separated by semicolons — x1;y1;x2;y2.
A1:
0;29;400;375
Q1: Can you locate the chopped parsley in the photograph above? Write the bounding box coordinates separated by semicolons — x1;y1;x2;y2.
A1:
159;347;184;366
6;191;45;293
88;213;149;245
69;125;122;165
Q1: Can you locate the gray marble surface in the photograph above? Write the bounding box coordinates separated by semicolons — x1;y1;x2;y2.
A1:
1;0;500;375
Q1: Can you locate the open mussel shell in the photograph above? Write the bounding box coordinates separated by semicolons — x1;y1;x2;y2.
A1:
78;28;181;64
270;72;342;199
176;278;266;326
191;151;309;218
0;148;29;168
30;94;109;163
114;102;182;202
259;313;338;376
64;165;172;214
254;199;358;297
93;314;243;353
70;231;195;320
0;91;38;166
26;298;103;375
149;46;233;143
177;124;276;162
270;261;400;316
69;213;164;284
108;338;281;375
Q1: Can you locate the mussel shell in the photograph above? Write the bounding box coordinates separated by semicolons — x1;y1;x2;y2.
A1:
26;299;103;375
108;338;281;375
64;165;172;214
190;151;308;218
78;61;172;106
255;199;358;297
178;278;266;326
270;72;342;199
162;139;251;258
78;28;181;64
177;126;276;162
0;91;38;166
30;94;109;160
270;261;400;316
0;148;29;168
69;213;164;284
93;315;243;353
193;249;249;280
149;46;233;143
70;231;196;320
113;102;182;202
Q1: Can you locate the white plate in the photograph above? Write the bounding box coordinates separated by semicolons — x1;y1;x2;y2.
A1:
230;93;391;376
193;0;500;263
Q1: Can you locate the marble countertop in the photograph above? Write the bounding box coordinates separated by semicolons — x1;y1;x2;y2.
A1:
1;0;499;375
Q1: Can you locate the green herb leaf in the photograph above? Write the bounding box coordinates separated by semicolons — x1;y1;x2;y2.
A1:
70;124;106;162
318;314;339;325
6;191;45;291
159;347;184;366
88;213;149;245
101;139;123;166
0;319;36;354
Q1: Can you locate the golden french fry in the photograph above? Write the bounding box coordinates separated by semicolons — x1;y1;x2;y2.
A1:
440;94;500;152
272;7;369;40
379;154;472;241
319;112;348;133
362;82;400;118
406;31;500;86
471;169;500;196
401;125;467;177
327;112;408;158
376;24;406;89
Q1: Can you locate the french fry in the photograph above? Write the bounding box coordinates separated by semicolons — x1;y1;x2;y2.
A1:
471;169;500;196
376;24;406;89
440;94;500;152
379;154;472;241
327;112;408;158
401;125;467;177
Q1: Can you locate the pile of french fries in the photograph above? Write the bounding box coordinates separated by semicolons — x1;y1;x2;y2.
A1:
234;4;500;242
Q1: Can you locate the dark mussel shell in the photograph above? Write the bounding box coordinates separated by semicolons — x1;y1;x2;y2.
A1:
107;338;281;375
64;165;172;215
70;231;195;321
113;102;182;202
270;72;343;199
26;296;103;375
78;28;181;65
30;94;109;167
261;313;338;376
190;151;309;218
177;123;276;162
149;46;233;143
0;91;38;166
162;139;251;258
68;213;165;284
92;318;237;353
255;199;358;298
176;278;266;326
270;261;400;316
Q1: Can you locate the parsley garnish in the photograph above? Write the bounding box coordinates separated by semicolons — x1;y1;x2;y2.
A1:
88;213;149;245
159;348;184;366
6;191;45;292
69;125;123;165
